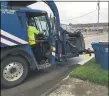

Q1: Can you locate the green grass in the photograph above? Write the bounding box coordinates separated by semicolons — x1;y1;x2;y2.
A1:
70;58;108;86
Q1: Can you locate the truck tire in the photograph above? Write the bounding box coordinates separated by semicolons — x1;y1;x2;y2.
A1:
1;56;29;88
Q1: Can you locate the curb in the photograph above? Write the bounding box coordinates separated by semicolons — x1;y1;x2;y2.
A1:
78;54;94;65
41;75;69;96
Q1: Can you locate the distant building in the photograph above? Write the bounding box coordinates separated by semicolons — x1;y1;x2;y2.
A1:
61;24;73;32
69;22;108;32
61;22;108;33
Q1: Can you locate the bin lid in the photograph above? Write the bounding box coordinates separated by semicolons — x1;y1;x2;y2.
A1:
91;40;99;44
99;41;109;45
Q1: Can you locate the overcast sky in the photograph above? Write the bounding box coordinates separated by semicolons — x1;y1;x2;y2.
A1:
28;2;108;24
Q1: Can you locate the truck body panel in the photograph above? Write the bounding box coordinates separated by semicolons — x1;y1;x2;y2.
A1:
1;9;28;46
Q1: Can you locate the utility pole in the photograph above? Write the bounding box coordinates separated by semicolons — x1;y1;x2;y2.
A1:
97;0;100;34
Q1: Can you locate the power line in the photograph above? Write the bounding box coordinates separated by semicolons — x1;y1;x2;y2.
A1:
61;4;98;21
61;9;97;21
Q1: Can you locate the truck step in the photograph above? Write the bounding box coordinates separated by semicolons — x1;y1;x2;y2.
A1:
38;63;51;69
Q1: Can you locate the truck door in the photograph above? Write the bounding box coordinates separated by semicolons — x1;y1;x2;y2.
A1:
27;14;56;65
37;15;56;64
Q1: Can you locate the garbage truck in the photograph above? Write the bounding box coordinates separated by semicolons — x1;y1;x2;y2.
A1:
0;1;85;88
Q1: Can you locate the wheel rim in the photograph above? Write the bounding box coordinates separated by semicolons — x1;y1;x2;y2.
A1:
3;62;24;82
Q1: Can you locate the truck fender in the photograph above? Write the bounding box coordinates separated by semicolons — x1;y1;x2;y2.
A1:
1;47;39;70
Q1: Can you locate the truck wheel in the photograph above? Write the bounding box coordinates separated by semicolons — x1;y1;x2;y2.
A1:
1;56;29;88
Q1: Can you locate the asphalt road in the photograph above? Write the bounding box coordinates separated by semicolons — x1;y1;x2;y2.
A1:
1;32;108;96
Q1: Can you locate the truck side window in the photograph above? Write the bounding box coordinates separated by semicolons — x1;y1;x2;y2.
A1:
34;16;49;37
